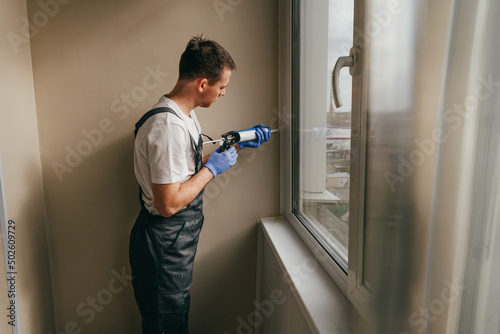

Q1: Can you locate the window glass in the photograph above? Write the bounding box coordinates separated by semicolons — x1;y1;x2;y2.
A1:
292;0;354;272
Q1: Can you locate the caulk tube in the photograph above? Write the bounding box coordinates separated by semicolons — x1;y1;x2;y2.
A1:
236;126;272;150
237;127;271;142
237;129;257;142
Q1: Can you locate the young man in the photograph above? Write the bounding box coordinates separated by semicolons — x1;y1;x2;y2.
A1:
129;36;269;334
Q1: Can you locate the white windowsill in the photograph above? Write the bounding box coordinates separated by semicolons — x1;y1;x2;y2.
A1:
259;217;363;334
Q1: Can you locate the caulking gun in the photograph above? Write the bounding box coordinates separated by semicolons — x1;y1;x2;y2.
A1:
203;128;279;151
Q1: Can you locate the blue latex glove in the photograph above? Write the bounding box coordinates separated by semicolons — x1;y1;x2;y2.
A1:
204;146;238;178
237;124;271;149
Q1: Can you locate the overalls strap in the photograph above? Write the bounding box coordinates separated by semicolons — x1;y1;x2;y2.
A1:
134;107;180;137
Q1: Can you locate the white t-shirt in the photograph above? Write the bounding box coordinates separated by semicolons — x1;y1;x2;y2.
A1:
134;96;202;215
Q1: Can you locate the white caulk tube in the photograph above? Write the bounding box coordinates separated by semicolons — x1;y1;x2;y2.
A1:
237;128;268;142
218;128;278;151
238;127;280;142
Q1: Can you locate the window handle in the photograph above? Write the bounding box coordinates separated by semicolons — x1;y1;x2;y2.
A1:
332;47;359;108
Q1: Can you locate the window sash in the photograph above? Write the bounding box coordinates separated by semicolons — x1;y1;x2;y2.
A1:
283;0;371;312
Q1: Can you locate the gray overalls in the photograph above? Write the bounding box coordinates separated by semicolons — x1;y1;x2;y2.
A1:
129;107;204;334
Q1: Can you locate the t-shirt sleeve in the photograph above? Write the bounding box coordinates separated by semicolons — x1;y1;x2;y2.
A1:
145;121;189;184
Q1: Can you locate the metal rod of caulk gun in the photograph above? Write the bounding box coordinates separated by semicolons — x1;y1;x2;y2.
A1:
202;138;223;145
202;129;280;145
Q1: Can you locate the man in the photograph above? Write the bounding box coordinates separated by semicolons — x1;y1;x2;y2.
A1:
129;36;270;334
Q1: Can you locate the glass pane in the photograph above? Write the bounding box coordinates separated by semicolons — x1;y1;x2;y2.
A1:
292;0;354;272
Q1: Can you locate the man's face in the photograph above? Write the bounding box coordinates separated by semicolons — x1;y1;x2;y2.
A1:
199;68;232;108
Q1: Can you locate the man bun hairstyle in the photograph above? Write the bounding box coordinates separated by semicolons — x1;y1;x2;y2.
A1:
178;35;237;85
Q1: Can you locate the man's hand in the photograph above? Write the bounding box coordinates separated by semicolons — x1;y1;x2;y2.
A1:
237;125;271;149
153;146;237;217
204;146;238;178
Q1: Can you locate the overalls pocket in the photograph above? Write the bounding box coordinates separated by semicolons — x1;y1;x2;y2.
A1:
159;220;187;253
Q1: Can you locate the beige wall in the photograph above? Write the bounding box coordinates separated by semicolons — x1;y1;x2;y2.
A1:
0;0;55;333
25;0;278;332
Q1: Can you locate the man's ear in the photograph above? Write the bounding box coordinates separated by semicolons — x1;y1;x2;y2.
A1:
196;78;209;92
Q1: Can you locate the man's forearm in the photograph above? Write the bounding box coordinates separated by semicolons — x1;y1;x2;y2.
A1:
178;166;214;203
153;167;214;217
155;145;240;216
